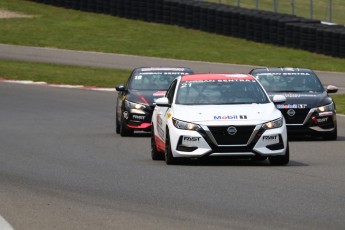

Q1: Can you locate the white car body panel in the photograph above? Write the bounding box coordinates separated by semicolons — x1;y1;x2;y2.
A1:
151;73;289;163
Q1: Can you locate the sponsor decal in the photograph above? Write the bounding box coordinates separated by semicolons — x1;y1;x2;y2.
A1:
153;91;167;97
132;115;145;121
214;115;247;120
157;114;162;126
281;93;318;98
141;68;186;71
257;72;311;76
167;113;172;119
262;135;279;144
312;116;329;124
263;135;277;140
317;117;328;123
136;92;149;105
276;104;307;109
158;126;164;139
121;95;126;101
183;137;201;142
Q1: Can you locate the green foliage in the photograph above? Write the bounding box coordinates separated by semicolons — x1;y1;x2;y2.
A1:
0;60;130;88
331;94;345;114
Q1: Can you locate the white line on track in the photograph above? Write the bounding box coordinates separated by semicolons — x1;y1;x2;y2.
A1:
0;215;14;230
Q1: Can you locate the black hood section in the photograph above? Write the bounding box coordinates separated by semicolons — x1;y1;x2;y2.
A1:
125;89;166;106
269;91;333;108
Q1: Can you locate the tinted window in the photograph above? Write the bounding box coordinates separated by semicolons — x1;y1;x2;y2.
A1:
166;80;178;104
252;72;324;92
176;80;269;105
129;71;191;90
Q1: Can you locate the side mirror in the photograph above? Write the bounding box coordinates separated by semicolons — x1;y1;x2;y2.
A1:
326;85;338;94
155;97;170;107
115;84;126;92
272;95;286;104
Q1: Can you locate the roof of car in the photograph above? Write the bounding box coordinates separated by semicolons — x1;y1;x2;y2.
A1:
250;67;314;74
181;73;255;81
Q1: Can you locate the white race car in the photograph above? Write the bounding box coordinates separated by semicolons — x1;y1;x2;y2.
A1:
151;73;289;165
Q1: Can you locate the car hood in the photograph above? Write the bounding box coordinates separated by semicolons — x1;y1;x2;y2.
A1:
125;89;166;106
173;103;282;126
268;91;332;108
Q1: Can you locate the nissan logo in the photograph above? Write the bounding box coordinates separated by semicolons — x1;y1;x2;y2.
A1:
227;126;237;135
287;109;296;117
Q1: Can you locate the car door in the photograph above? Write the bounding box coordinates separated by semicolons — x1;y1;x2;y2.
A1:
156;79;178;143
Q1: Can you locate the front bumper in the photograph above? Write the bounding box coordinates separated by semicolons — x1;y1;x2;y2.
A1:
122;107;153;131
168;124;288;158
286;111;336;136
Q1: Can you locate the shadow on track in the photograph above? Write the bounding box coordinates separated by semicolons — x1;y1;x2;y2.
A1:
151;157;308;167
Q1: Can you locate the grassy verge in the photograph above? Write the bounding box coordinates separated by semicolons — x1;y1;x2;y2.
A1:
0;59;344;114
331;94;345;114
0;0;345;72
0;59;130;88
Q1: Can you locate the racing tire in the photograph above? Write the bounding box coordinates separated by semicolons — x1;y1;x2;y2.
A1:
322;127;337;140
151;125;164;160
115;115;120;134
120;118;133;137
268;144;290;166
165;129;178;165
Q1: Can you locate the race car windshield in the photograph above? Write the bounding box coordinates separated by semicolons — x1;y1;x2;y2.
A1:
129;71;190;90
253;72;324;93
176;80;270;105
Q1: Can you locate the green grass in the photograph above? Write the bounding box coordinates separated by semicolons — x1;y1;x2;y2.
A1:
331;94;345;114
0;59;130;88
0;0;345;72
209;0;345;25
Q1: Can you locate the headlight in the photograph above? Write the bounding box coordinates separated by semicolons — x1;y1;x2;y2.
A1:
125;100;146;110
262;117;283;130
172;118;201;131
317;103;334;113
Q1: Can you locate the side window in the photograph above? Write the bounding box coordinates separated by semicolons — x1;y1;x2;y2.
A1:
166;80;178;104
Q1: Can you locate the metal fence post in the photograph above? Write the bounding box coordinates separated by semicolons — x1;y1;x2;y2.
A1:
273;0;277;13
310;0;313;19
329;0;332;22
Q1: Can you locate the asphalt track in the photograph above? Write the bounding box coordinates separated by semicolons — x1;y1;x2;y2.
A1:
1;44;345;229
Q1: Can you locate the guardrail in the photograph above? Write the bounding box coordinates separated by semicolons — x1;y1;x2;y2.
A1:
29;0;345;58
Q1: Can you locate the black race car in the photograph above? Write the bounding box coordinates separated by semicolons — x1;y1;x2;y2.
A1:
249;68;338;140
115;67;193;136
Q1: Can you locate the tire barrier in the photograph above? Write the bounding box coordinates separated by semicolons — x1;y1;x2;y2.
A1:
28;0;345;58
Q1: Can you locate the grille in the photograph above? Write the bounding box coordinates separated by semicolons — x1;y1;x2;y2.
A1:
280;109;310;124
207;125;255;145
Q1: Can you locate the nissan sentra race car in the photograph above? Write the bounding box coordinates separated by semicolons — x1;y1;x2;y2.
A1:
250;68;338;140
115;67;193;136
151;73;290;165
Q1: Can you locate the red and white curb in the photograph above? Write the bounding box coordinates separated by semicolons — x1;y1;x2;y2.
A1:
0;78;115;92
0;215;13;230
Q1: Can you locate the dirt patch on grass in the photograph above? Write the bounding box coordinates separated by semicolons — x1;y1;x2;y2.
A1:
0;9;33;19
